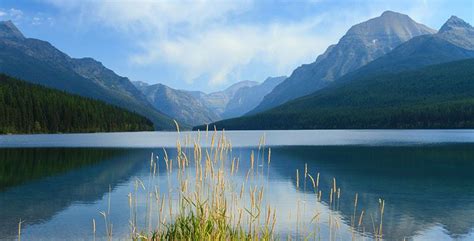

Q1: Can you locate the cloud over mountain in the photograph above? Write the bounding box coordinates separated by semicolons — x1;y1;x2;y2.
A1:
38;0;472;91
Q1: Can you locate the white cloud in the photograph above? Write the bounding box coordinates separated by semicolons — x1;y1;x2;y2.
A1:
43;0;439;89
0;8;24;20
32;17;41;25
44;0;341;87
8;8;23;20
131;17;337;86
44;0;264;87
45;0;250;33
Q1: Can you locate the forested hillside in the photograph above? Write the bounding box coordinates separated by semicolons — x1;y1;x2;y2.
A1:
0;74;154;134
199;59;474;130
0;20;174;130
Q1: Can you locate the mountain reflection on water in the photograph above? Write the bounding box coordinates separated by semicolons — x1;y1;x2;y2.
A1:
1;144;473;240
268;145;474;240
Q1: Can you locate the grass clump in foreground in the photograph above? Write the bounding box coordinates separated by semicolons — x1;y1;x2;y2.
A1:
139;209;272;241
95;124;386;241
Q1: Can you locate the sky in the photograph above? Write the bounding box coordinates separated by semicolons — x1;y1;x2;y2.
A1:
0;0;472;92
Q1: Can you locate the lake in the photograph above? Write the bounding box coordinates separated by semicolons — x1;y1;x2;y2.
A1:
1;130;474;240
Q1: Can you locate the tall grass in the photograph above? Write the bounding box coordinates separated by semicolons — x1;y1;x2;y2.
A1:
94;124;386;240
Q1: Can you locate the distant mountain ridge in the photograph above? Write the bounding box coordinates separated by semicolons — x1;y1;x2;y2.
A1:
249;11;436;114
134;82;219;126
0;20;175;130
134;78;283;126
222;76;286;118
198;80;259;115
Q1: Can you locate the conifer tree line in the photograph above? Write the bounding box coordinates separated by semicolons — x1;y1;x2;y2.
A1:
198;58;474;130
0;74;154;134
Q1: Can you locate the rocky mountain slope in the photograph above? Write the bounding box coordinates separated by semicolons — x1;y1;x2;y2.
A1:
249;11;435;114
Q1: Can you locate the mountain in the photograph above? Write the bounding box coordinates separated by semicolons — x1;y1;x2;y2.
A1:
0;74;154;134
134;82;219;126
438;16;474;50
198;80;259;115
222;76;286;118
0;20;174;130
197;58;474;130
202;16;474;130
339;16;474;82
134;77;284;125
0;20;23;40
249;11;435;114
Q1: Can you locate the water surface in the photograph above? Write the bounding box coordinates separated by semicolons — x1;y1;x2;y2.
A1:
1;130;474;240
1;129;473;148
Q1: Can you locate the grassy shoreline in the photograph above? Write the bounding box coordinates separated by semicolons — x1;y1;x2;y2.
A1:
13;127;388;240
93;127;386;241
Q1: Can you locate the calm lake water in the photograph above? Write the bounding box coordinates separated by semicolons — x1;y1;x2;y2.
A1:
1;130;474;240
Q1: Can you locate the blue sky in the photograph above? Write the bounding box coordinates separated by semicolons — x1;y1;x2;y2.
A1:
0;0;472;92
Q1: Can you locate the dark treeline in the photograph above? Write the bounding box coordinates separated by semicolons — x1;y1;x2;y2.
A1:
0;74;154;134
207;100;474;130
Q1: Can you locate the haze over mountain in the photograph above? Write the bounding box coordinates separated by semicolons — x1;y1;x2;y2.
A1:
133;82;219;126
222;76;286;119
0;20;174;130
249;11;436;114
134;78;284;126
196;80;259;115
